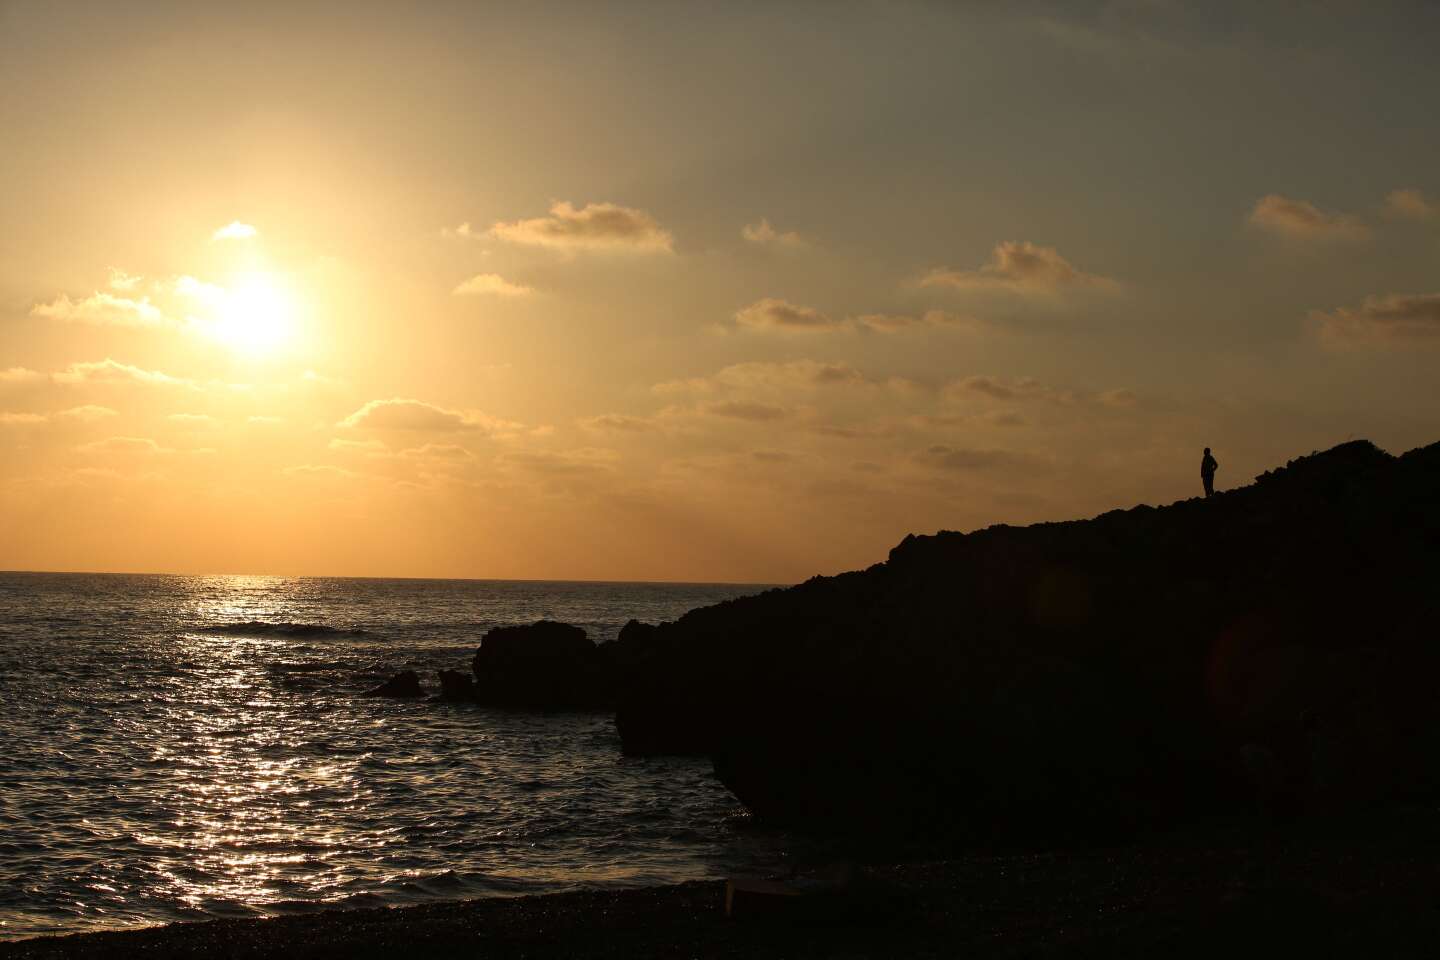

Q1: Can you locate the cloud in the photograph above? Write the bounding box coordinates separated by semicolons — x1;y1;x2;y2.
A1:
579;414;656;433
329;438;388;454
733;297;840;332
705;400;788;421
172;275;228;308
856;310;983;333
247;415;284;425
0;412;46;425
31;292;166;327
0;367;44;384
742;219;806;249
53;359;193;388
1384;188;1437;221
338;397;507;433
1247;194;1368;240
1097;388;1138;407
945;375;1053;402
654;360;868;395
55;405;119;422
490;201;673;253
1313;292;1440;345
212;221;258;241
498;447;620;475
76;436;169;455
921;241;1120;294
108;269;143;291
453;273;533;297
282;464;357;479
441;222;481;240
918;445;1041;472
400;443;475;461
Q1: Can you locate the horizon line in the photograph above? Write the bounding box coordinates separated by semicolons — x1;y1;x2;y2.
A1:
0;567;788;588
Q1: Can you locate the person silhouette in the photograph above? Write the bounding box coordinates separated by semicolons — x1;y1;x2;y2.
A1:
1201;447;1218;498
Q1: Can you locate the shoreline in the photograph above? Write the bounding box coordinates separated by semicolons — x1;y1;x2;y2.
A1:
7;810;1440;958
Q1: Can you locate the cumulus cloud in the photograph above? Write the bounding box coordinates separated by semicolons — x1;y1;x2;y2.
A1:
453;273;533;297
733;298;840;332
76;436;169;455
338;397;519;435
1384;188;1437;221
1247;194;1368;240
1098;388;1138;407
400;443;475;461
579;414;656;433
0;411;46;425
107;268;143;291
741;219;806;249
441;222;481;240
856;310;983;333
329;438;388;454
490;201;673;253
0;367;44;384
1313;292;1440;345
55;405;118;422
921;241;1120;294
282;464;357;479
498;447;620;475
944;375;1058;402
654;360;868;395
705;400;788;421
212;221;258;241
31;292;166;327
53;359;193;388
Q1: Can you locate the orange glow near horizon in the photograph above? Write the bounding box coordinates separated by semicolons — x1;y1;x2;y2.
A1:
2;5;1439;583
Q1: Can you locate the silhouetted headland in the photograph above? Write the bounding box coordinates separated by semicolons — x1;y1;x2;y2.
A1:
614;439;1440;843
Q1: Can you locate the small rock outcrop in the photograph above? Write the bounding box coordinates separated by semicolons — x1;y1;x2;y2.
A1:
363;670;424;698
472;620;613;710
437;668;477;701
616;439;1440;843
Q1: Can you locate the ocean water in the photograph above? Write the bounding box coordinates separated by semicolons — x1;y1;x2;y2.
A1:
0;572;788;942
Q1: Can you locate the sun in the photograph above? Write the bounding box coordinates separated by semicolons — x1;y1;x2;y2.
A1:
209;272;297;356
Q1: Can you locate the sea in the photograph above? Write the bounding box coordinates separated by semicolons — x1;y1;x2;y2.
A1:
0;572;797;942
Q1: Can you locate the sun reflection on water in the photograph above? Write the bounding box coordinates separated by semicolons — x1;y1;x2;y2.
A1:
0;573;789;941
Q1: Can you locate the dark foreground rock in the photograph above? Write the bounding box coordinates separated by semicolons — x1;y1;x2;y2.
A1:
616;439;1440;842
8;808;1440;958
472;621;613;710
436;669;476;701
362;670;423;698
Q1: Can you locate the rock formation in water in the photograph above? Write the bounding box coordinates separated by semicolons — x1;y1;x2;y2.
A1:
471;620;615;710
363;670;425;697
437;668;477;701
615;439;1440;841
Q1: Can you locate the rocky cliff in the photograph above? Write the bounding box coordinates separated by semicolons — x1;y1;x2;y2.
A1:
615;440;1440;842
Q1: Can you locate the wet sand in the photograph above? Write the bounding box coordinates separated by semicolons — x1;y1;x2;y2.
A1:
6;809;1440;958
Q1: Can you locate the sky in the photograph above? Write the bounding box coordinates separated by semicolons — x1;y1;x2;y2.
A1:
1;0;1438;582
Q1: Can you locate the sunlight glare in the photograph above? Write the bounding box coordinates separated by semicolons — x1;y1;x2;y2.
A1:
210;272;296;356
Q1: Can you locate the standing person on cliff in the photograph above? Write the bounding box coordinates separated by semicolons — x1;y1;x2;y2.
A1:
1201;447;1219;498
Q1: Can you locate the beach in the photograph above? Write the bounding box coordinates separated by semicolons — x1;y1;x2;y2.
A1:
8;808;1440;958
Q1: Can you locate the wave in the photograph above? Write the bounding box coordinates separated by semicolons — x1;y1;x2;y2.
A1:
198;621;368;637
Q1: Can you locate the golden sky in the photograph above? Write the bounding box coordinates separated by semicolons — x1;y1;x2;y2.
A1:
2;2;1438;582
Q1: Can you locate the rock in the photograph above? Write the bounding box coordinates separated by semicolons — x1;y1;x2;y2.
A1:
472;620;613;710
437;668;476;701
363;670;424;698
616;439;1440;843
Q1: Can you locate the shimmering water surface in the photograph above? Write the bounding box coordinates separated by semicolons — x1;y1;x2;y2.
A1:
0;573;787;942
